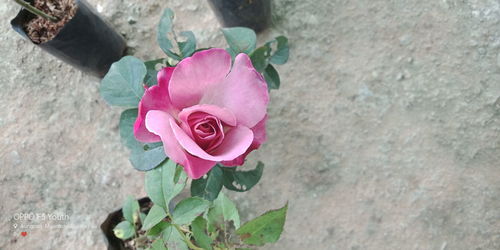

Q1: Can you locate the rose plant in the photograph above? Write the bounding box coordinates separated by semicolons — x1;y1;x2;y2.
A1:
100;8;289;249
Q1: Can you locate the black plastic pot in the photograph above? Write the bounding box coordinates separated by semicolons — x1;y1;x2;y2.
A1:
11;0;127;78
100;197;152;250
208;0;271;32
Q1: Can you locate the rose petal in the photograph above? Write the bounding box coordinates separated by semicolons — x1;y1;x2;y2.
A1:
145;110;216;179
170;120;254;162
201;53;269;128
194;122;217;138
134;67;176;143
184;154;218;179
157;65;174;88
133;113;160;143
169;48;232;109
144;110;187;165
178;104;237;127
251;115;268;146
222;116;267;166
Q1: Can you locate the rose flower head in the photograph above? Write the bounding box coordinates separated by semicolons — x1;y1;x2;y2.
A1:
133;48;268;179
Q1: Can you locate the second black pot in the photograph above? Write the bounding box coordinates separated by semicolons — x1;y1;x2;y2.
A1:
208;0;271;32
11;0;127;78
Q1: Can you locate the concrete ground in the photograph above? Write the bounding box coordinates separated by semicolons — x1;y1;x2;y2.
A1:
1;0;499;249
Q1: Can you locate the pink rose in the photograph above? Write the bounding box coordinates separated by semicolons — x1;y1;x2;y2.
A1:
133;48;269;179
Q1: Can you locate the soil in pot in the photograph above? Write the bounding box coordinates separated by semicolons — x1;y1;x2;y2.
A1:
24;0;77;44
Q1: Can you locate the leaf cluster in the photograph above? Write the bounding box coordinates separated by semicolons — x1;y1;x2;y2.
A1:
114;161;288;250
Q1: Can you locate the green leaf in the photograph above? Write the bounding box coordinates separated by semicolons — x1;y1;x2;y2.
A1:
168;164;188;206
144;58;166;87
226;47;236;59
236;203;288;246
172;197;210;225
263;64;280;90
162;224;188;250
139;212;147;224
163;161;187;208
250;46;272;73
119;109;140;150
157;8;182;60
191;165;223;201
113;221;135;240
221;162;264;192
148;221;170;237
145;160;187;209
215;193;240;228
222;27;257;55
150;238;167;250
178;31;196;58
100;56;146;107
141;204;167;231
268;36;289;65
145;159;168;207
129;144;167;172
122;195;140;224
192;216;213;250
207;192;240;233
118;109;167;171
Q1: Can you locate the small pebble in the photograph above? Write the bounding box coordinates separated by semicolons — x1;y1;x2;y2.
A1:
399;34;412;46
127;17;136;25
9;151;22;166
478;47;486;55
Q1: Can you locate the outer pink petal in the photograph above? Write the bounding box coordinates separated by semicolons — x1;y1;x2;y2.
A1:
169;48;232;109
201;53;269;128
145;110;216;179
184;154;218;179
178;104;237;127
170;120;254;162
145;110;188;166
250;115;267;145
134;67;176;143
222;116;267;166
134;114;160;143
157;65;174;88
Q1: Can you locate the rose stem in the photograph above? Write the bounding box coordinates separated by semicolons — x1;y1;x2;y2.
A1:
12;0;59;22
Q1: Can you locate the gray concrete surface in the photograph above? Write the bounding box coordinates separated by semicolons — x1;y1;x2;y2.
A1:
1;0;499;249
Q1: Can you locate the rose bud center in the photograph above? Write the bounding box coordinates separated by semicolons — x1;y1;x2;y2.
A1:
186;113;226;153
